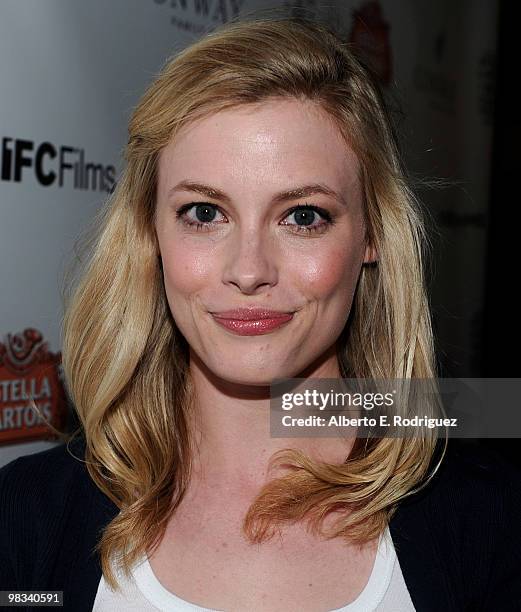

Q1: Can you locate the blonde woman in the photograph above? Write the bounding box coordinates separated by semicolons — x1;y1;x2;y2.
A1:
1;17;520;612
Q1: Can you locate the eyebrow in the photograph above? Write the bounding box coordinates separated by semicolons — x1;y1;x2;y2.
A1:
167;180;348;208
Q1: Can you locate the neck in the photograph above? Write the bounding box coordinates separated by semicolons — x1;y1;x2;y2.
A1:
186;347;356;494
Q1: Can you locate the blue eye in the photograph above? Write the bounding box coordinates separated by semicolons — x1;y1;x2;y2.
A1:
175;202;335;234
181;203;224;226
283;204;333;232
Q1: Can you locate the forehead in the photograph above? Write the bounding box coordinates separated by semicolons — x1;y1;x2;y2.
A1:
157;98;360;195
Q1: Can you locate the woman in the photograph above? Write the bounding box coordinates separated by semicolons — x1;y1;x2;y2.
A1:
1;16;520;612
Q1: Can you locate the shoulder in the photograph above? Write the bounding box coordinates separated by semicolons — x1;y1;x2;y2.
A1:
0;434;117;590
390;439;521;610
0;435;88;513
0;434;119;592
0;435;92;552
393;438;521;548
440;440;521;541
396;438;521;517
0;434;121;532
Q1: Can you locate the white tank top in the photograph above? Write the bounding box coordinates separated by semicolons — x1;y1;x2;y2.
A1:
92;526;415;611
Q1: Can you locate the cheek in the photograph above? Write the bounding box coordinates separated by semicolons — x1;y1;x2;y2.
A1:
290;244;362;300
160;239;217;296
159;241;217;334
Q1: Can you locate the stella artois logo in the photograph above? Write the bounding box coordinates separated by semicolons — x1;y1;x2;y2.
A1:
0;328;67;445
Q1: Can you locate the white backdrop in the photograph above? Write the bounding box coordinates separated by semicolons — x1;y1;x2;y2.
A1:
0;0;498;466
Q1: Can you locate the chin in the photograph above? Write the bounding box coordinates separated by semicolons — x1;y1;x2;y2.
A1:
211;362;290;387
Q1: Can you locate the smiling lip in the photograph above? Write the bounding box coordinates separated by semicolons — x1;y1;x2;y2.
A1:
210;308;295;336
211;308;295;320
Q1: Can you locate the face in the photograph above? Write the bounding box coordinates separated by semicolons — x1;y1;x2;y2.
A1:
155;97;376;385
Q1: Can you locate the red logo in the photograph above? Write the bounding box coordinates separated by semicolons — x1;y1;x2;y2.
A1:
0;328;67;445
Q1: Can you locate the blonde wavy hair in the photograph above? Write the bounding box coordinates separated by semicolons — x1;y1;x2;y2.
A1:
58;16;447;589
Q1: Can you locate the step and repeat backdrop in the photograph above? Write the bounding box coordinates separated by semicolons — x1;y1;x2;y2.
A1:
0;0;498;466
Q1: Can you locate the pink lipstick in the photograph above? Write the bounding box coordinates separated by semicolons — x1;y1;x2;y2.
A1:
210;308;295;336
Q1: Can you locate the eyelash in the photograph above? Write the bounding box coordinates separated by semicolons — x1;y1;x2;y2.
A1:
175;202;335;234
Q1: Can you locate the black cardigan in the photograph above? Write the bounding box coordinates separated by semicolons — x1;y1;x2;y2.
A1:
1;436;520;612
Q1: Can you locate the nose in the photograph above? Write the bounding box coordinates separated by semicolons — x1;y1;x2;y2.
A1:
222;227;278;294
